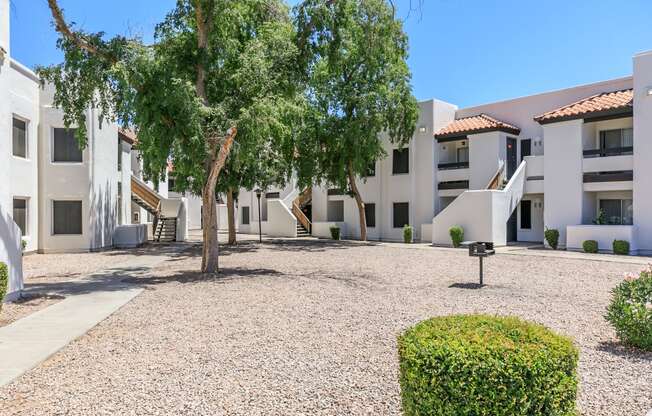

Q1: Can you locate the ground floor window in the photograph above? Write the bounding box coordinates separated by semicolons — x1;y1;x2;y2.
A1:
327;200;344;222
242;206;250;225
599;199;633;225
13;198;27;236
53;200;83;235
520;200;532;229
364;203;375;228
393;202;409;228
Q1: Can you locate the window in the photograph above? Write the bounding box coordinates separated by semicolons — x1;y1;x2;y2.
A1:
53;201;83;235
12;198;27;236
168;176;176;192
13;118;27;158
365;161;376;177
364;203;376;228
521;139;532;160
117;141;122;171
456;147;469;163
520;200;532;229
393;202;409;228
327;200;344;222
242;206;250;225
53;128;83;162
265;192;280;199
117;182;123;225
392;148;409;174
600;128;633;151
599;199;633;225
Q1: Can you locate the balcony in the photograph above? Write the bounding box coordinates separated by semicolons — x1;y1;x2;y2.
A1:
582;146;633;158
438;180;469;190
438;161;469;170
583;146;633;176
583;170;633;192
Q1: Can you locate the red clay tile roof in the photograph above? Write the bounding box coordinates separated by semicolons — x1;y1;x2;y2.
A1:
534;89;633;124
435;114;520;139
118;128;137;145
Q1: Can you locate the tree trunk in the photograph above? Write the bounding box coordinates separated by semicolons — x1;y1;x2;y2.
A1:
200;128;237;273
227;189;236;245
347;161;367;241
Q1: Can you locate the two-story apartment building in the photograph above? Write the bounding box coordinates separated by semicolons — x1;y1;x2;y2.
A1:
237;49;652;255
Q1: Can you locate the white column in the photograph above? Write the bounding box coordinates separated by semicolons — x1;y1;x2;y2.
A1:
633;50;652;254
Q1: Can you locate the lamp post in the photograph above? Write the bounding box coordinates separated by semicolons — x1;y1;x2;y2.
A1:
255;188;262;243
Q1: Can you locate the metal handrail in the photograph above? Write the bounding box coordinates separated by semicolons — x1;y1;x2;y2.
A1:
583;146;633;158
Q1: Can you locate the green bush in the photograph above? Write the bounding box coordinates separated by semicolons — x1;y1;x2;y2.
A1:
613;240;630;255
329;226;340;240
449;225;464;248
398;315;579;416
583;240;598;254
605;269;652;350
0;262;7;314
544;228;560;250
403;225;413;243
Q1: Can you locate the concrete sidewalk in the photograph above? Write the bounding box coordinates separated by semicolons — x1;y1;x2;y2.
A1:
0;246;187;386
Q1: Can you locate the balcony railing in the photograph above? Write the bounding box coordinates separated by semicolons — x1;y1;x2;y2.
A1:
438;180;470;190
583;170;633;183
437;161;469;170
583;146;633;158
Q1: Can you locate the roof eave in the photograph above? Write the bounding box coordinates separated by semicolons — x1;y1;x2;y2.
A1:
435;126;521;140
534;106;633;125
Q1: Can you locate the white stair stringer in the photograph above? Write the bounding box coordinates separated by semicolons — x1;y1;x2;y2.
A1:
432;160;527;246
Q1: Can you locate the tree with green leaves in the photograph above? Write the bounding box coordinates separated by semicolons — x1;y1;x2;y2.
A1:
41;0;301;272
295;0;418;241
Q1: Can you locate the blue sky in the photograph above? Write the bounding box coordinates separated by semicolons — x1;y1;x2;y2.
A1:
9;0;652;108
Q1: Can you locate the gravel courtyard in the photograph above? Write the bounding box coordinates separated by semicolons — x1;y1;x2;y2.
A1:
1;237;650;415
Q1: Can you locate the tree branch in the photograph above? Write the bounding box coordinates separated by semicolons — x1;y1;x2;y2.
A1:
47;0;117;63
194;0;215;105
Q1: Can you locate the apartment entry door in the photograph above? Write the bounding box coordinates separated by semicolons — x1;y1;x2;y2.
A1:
506;137;518;180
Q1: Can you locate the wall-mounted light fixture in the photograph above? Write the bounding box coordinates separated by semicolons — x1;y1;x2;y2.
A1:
418;126;427;133
647;87;652;96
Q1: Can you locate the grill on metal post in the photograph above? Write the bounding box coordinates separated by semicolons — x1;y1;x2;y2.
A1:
464;241;495;285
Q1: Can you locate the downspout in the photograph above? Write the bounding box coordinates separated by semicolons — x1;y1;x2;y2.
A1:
89;106;95;250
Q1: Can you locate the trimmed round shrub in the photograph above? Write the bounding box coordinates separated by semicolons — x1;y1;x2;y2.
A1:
403;225;413;243
398;315;579;416
613;239;630;255
583;240;598;254
544;228;560;250
605;269;652;350
449;225;464;248
0;262;8;313
329;226;340;240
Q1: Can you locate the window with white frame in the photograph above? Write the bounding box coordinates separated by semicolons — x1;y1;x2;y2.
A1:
53;200;83;235
599;199;633;225
13;118;27;158
12;198;27;236
53;128;83;162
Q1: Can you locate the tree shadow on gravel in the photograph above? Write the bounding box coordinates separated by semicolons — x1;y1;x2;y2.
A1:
597;341;652;361
262;238;380;253
121;266;284;287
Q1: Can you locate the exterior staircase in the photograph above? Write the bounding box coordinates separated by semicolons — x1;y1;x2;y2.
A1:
292;188;312;238
155;217;177;242
131;175;179;242
431;160;527;246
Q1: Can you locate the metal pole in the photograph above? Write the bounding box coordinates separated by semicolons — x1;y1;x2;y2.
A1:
479;256;484;285
257;194;262;243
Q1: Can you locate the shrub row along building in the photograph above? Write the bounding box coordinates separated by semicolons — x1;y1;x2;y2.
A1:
0;2;194;300
237;50;652;257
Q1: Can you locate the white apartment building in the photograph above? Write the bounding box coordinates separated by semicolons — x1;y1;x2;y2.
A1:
238;49;652;255
0;0;189;300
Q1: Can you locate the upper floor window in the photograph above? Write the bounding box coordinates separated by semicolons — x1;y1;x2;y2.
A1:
12;118;27;158
457;147;469;163
392;148;409;175
53;128;83;163
600;128;633;151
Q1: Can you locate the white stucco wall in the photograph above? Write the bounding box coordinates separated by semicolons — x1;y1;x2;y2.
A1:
542;120;584;248
566;225;636;253
633;50;652;255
